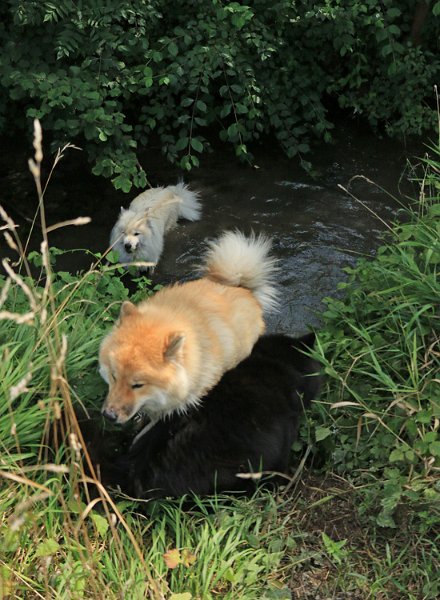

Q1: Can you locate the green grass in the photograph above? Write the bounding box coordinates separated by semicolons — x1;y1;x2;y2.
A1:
0;121;439;599
0;485;292;598
307;153;440;530
281;475;440;599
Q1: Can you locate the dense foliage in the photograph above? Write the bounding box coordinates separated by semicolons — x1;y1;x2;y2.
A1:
1;0;439;191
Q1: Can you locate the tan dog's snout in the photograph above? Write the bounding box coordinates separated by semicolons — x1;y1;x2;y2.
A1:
102;405;118;423
101;400;133;424
101;384;136;424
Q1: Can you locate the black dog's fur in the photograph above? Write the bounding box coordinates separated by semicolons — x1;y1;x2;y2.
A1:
78;333;321;499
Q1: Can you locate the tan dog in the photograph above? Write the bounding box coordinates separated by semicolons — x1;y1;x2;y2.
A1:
99;231;278;427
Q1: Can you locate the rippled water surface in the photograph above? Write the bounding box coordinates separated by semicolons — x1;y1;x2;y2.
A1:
0;121;420;334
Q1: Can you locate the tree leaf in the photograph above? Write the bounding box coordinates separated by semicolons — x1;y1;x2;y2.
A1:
175;136;188;151
168;42;178;57
190;138;203;152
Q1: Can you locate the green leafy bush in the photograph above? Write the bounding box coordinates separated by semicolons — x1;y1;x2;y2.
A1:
0;0;439;190
311;147;440;528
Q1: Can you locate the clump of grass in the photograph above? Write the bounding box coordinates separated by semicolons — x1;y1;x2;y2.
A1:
0;120;163;598
309;144;440;529
284;474;440;599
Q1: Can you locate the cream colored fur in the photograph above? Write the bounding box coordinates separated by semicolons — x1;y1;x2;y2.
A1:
110;183;201;271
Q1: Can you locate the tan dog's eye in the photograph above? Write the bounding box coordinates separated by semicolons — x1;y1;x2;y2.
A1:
134;232;140;236
131;383;144;389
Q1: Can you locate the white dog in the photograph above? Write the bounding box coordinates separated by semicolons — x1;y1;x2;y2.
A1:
110;183;201;272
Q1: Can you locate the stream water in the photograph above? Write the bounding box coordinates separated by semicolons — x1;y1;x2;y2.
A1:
0;120;421;335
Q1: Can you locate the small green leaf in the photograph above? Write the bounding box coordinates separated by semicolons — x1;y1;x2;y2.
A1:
235;143;247;157
376;511;396;528
175;136;189;151
190;138;203;152
227;123;238;138
428;203;440;217
235;102;248;114
387;8;401;19
429;441;440;457
91;512;109;537
220;104;232;118
35;538;60;557
389;449;404;462
223;567;236;583
315;426;332;442
246;533;260;548
168;42;178;57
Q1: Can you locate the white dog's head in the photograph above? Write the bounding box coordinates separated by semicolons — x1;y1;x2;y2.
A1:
118;209;150;255
110;208;162;270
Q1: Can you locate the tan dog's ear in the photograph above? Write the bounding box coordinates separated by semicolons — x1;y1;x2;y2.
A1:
164;333;185;361
119;301;138;321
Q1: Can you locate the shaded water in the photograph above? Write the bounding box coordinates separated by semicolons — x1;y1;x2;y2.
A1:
0;121;420;335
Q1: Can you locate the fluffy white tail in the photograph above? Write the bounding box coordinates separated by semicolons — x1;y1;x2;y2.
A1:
171;183;202;221
203;231;278;312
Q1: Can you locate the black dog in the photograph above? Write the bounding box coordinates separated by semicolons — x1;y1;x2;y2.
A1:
79;333;321;499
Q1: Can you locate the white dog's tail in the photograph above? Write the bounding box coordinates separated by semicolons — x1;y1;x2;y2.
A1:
171;183;202;222
203;231;278;312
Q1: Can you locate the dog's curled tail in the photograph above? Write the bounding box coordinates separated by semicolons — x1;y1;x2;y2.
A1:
172;182;202;222
203;230;278;312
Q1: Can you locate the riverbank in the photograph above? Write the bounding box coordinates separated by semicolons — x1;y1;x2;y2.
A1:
0;129;438;599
